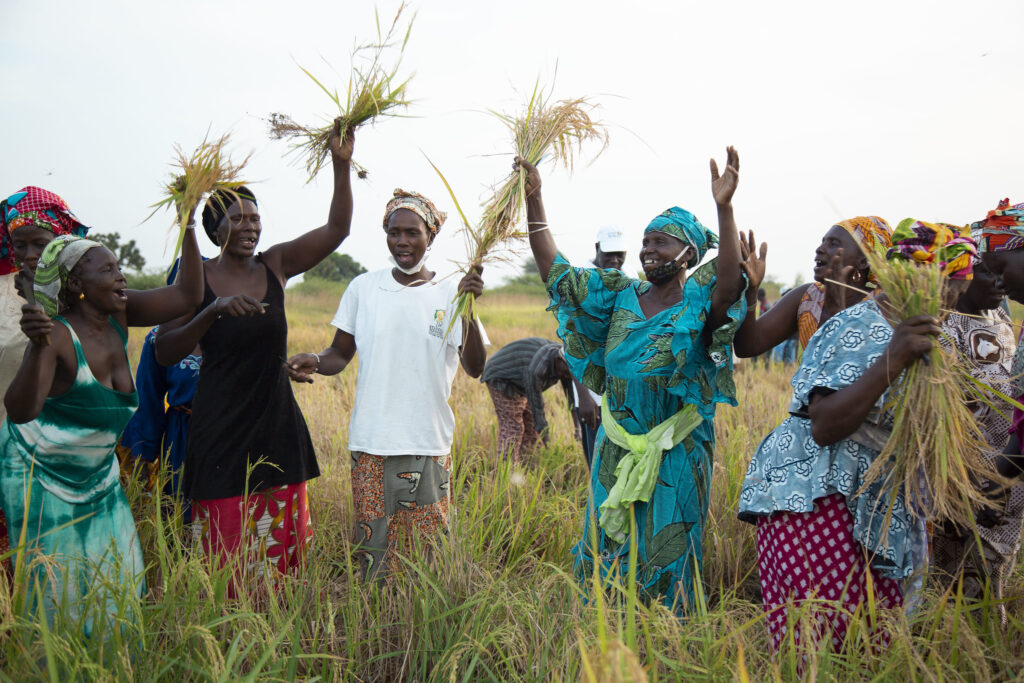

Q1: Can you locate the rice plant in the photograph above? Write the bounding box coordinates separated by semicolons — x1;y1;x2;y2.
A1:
147;131;251;266
861;246;1009;529
268;3;414;181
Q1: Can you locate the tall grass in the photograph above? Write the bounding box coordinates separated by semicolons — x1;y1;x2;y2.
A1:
0;293;1021;680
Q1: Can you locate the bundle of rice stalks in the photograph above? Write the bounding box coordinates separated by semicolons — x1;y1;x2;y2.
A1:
148;131;251;264
859;249;1007;527
431;82;608;329
268;3;414;181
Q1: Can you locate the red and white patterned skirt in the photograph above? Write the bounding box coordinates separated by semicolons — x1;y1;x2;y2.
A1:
756;492;903;653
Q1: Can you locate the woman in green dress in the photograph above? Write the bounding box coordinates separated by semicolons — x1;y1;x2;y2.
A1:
519;148;747;611
1;207;203;634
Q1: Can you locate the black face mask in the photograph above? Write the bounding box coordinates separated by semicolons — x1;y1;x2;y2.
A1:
645;246;690;284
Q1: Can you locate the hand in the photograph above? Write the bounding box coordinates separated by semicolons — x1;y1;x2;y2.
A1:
574;426;582;442
172;189;199;228
285;353;318;384
885;314;941;373
739;229;767;296
710;146;740;207
822;248;857;312
329;119;355;163
457;264;484;299
514;157;542;198
20;304;53;346
576;392;600;430
541;430;550;447
212;295;265;318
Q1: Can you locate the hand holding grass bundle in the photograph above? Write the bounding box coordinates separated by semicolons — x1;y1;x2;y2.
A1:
430;83;608;330
858;219;1008;528
268;4;413;181
148;132;251;266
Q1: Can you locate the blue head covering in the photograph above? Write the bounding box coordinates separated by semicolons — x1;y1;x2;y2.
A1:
644;207;718;267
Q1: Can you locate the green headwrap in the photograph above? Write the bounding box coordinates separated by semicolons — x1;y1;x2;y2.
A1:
34;234;103;316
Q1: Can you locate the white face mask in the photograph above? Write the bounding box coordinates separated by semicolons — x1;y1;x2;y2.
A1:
389;252;429;275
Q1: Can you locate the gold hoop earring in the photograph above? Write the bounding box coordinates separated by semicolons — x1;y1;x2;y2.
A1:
79;293;86;300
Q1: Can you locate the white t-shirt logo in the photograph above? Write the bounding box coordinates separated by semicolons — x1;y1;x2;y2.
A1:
429;309;446;339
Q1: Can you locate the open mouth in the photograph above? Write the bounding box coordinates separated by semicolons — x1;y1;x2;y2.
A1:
395;252;415;265
239;237;257;249
114;288;128;302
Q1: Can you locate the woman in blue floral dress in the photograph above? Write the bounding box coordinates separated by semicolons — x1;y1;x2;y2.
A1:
517;148;747;611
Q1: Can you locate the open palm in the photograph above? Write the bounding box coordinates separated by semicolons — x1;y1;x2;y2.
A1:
710;146;740;206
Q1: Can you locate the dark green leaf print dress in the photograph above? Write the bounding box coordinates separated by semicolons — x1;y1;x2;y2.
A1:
547;254;746;611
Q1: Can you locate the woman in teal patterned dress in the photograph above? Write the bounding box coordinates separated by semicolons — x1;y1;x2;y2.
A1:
518;148;747;611
1;209;203;633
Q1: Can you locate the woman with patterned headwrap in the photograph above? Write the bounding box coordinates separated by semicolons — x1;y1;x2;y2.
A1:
0;204;203;633
285;188;486;581
154;126;355;588
734;216;893;358
0;187;92;574
738;220;976;654
516;148;747;612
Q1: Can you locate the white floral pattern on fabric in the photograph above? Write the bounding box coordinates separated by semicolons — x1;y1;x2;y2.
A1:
738;300;926;580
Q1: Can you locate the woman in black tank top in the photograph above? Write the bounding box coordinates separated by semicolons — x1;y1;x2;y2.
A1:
155;124;355;585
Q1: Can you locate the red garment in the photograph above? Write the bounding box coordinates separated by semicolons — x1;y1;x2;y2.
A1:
192;482;311;596
487;384;540;461
0;186;89;275
756;493;903;653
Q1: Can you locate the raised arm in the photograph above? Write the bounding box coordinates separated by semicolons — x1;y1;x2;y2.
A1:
705;146;746;335
264;124;354;280
516;158;557;282
807;315;939;445
5;305;62;423
733;231;807;356
124;210;204;328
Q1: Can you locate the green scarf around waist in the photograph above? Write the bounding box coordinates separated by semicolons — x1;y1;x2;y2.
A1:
598;399;703;543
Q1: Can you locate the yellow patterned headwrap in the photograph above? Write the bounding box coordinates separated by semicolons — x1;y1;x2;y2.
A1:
833;216;893;284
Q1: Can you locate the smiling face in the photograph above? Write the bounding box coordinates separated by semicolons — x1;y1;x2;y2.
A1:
215;199;261;257
67;246;128;312
10;226;56;272
813;225;867;283
595;246;626;270
639;231;692;278
386;208;433;270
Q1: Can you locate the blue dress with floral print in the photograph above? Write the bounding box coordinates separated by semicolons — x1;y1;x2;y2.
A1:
738;299;926;580
546;252;746;611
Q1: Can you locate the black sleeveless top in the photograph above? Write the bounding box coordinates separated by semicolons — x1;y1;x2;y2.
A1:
184;256;319;499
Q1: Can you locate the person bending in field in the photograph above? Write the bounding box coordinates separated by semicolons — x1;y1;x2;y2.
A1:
481;337;577;462
155;123;355;588
734;216;893;360
2;202;203;634
285;189;486;582
521;147;747;613
0;187;91;576
738;221;976;653
930;251;1022;626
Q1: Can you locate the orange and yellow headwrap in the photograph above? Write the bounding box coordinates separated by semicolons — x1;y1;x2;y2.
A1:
887;219;977;280
833;216;893;284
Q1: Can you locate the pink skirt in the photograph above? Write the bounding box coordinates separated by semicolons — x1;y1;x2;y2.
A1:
756;492;903;653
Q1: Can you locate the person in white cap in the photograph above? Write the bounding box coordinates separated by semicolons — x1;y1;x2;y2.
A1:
592;226;627;270
573;227;629;466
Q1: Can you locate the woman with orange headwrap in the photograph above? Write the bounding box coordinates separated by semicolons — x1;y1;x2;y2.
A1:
734;216;893;358
739;219;976;654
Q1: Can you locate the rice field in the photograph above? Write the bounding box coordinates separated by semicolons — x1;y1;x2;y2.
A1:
1;283;1022;681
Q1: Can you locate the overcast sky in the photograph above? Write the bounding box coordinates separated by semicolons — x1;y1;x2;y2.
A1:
3;0;1022;290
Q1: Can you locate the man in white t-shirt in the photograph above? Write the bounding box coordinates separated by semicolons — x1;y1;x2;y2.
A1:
286;189;486;580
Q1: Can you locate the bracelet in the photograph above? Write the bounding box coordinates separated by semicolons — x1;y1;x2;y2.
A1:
312;353;321;374
527;221;547;226
528;225;550;234
185;222;196;230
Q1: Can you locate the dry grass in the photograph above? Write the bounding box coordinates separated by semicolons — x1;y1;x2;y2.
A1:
431;83;607;329
148;131;251;263
863;248;1007;528
268;3;414;181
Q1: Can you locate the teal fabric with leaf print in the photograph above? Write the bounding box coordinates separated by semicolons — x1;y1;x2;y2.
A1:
546;252;746;611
